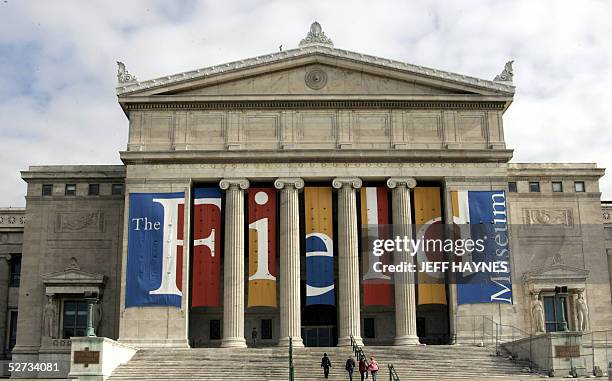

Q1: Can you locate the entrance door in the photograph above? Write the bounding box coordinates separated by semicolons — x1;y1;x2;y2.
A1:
302;326;335;347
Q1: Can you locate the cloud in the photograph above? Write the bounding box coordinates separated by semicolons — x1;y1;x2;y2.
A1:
1;0;611;206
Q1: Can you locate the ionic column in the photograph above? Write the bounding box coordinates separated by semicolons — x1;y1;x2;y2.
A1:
333;177;363;347
387;177;420;345
219;178;249;348
0;255;10;357
275;178;305;347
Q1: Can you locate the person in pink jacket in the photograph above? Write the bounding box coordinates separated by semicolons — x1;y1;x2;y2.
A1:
367;357;379;381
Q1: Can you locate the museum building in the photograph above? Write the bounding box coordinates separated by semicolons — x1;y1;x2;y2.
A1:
1;22;611;378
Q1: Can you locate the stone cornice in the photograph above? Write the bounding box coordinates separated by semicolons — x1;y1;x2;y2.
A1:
274;178;305;190
332;177;362;189
387;178;417;189
120;149;514;165
0;208;26;229
123;99;506;111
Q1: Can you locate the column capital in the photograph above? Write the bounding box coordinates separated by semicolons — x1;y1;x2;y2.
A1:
387;177;417;189
0;254;11;261
274;178;304;190
219;178;250;190
332;177;362;190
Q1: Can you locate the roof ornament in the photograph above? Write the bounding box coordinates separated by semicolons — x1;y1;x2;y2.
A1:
117;61;138;84
494;60;514;83
299;21;334;48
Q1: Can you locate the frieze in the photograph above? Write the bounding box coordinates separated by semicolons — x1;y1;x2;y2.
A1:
55;212;104;233
523;209;573;226
124;100;506;111
0;213;26;228
141;162;502;170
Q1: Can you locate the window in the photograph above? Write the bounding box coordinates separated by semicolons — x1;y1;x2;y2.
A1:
111;184;123;195
209;319;221;340
9;255;20;287
62;300;88;338
42;184;53;196
88;184;100;196
543;295;568;332
508;182;517;193
8;310;17;350
65;184;76;196
574;181;585;193
363;318;375;339
529;182;540;192
261;319;272;340
552;182;563;192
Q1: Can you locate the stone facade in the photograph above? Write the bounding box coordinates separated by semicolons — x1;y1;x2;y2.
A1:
2;22;612;378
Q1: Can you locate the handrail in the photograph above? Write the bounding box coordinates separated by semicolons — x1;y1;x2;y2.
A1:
388;364;400;381
288;337;294;381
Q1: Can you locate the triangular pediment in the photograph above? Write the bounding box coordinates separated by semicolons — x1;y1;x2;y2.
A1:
522;263;589;284
117;46;514;100
42;268;105;286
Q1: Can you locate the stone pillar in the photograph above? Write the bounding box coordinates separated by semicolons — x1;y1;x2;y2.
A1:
219;178;250;348
0;255;10;357
275;178;305;347
387;178;420;345
333;177;363;347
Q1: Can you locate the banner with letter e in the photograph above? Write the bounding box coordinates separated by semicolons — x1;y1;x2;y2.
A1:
126;192;185;308
454;190;513;305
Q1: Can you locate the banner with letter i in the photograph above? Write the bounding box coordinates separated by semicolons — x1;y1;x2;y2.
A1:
360;187;393;306
247;187;277;308
126;192;185;308
454;190;513;305
304;187;335;306
191;187;222;308
413;187;447;305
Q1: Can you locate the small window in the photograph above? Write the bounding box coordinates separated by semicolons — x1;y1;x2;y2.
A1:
8;310;18;350
65;184;76;196
209;319;221;340
574;181;585;193
529;182;540;193
42;184;53;196
508;182;517;193
62;300;88;338
552;182;563;193
111;184;124;195
261;319;272;340
88;184;100;196
9;255;20;287
363;318;375;339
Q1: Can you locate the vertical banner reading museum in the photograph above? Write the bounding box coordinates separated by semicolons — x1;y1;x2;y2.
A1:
454;190;512;305
126;192;185;308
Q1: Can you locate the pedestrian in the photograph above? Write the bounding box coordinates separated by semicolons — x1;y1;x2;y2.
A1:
321;352;332;379
358;355;368;381
367;357;379;381
251;327;257;347
345;356;356;381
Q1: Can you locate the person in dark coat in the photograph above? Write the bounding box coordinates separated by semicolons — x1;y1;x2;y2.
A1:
345;356;356;381
321;353;332;379
358;356;368;381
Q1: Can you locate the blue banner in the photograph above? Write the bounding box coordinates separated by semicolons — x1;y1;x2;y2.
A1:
126;192;185;308
305;233;335;305
456;191;513;305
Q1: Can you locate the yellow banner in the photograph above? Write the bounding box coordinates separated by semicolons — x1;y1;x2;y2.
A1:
414;187;447;305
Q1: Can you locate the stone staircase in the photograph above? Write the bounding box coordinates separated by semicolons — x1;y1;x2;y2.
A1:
107;345;539;380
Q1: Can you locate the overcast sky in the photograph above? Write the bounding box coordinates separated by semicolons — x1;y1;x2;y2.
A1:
1;1;611;206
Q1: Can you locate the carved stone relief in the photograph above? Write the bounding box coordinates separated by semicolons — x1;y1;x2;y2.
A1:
523;209;573;226
55;211;104;233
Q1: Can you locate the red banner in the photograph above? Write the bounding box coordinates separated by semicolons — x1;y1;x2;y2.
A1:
247;188;277;307
191;187;222;308
360;187;393;306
